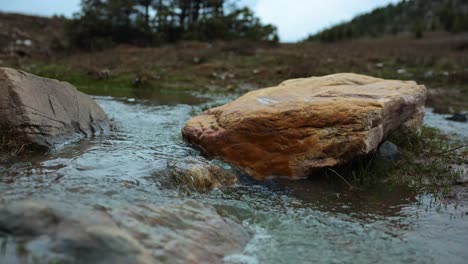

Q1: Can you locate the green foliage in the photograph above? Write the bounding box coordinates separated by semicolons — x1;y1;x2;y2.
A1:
15;241;28;256
413;21;424;39
307;0;468;42
66;0;278;50
451;14;468;33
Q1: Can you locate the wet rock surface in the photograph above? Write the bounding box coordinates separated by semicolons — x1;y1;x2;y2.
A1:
0;67;110;150
183;73;427;180
164;156;239;192
0;200;250;264
112;201;251;264
0;201;154;264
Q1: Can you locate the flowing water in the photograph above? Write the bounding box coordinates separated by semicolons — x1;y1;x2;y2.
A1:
0;89;467;264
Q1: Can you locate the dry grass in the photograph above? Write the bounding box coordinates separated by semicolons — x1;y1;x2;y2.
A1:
0;130;28;162
5;32;467;112
0;12;65;60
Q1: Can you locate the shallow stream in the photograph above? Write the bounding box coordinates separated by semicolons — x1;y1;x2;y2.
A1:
1;89;467;263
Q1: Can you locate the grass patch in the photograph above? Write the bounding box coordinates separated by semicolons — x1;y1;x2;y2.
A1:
21;63;223;95
15;240;28;256
325;126;467;200
0;130;29;162
23;64;139;91
388;126;467;200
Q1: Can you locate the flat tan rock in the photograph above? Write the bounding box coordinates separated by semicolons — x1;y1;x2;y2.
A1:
0;67;110;149
182;73;426;180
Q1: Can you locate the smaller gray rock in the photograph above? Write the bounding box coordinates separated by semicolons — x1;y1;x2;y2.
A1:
377;141;400;162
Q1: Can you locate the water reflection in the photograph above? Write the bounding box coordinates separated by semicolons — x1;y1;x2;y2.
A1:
272;178;417;218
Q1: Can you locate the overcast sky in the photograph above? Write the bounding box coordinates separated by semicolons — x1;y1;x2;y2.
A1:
0;0;400;42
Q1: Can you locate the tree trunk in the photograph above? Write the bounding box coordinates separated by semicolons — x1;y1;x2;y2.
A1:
145;2;149;28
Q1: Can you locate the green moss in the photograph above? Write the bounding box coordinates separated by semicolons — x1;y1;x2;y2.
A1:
24;64;137;90
1;237;7;253
15;241;28;256
22;63;218;95
48;260;65;264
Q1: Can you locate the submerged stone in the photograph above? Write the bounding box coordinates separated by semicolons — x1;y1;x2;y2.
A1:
446;113;467;123
0;200;250;264
165;156;239;192
182;73;426;180
0;67;110;150
0;201;154;264
113;201;251;264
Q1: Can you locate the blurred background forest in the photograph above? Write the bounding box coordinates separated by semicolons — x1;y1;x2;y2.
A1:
310;0;468;41
0;0;467;113
65;0;278;50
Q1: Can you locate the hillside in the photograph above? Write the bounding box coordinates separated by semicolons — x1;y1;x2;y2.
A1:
0;12;65;61
308;0;468;42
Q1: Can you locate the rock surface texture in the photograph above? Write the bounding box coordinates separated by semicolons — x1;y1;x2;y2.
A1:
0;67;110;149
113;201;250;264
0;200;250;264
182;73;426;180
0;201;154;264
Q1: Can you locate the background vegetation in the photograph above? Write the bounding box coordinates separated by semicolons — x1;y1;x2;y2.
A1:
65;0;278;50
1;0;467;113
308;0;468;42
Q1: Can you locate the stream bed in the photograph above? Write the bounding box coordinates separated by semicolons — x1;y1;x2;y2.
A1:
0;90;467;264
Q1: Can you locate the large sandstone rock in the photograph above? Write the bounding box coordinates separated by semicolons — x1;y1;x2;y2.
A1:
182;73;426;180
0;67;110;150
